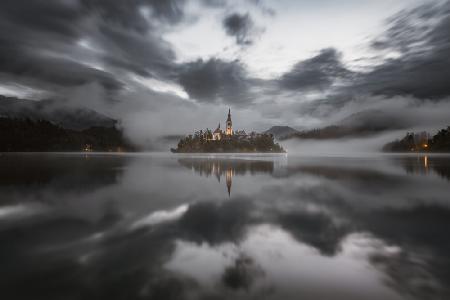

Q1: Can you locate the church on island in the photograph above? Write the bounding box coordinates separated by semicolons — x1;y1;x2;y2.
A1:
210;109;248;141
171;108;285;153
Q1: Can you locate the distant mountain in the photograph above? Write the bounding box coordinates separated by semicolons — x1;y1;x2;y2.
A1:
0;96;116;130
290;126;379;140
281;110;409;140
338;109;409;132
264;126;299;139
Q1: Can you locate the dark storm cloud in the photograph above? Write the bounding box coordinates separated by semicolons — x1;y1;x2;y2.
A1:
0;0;113;91
370;2;447;54
222;13;256;46
353;1;450;99
79;0;186;79
360;51;450;100
0;0;83;38
0;0;260;107
202;0;227;7
279;48;352;91
0;43;123;91
178;58;252;104
98;25;177;78
1;0;449;127
0;0;185;95
284;1;450;124
81;0;187;32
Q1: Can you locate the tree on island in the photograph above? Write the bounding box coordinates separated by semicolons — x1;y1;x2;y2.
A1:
172;108;285;153
171;130;285;153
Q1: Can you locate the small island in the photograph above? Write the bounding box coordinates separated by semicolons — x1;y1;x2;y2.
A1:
171;109;285;153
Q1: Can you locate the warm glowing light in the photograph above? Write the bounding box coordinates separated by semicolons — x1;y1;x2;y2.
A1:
423;144;428;148
424;156;428;168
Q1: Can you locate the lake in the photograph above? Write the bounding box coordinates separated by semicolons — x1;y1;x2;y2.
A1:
0;153;449;300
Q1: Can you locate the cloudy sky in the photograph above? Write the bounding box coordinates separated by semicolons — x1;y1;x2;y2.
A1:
1;0;449;145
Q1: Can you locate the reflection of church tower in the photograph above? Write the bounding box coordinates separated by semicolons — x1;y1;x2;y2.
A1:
225;168;233;196
226;108;233;136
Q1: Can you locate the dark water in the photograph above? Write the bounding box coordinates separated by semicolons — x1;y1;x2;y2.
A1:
1;153;450;300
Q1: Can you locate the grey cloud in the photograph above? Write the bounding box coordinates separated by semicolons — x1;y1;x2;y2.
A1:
222;13;256;46
279;48;352;91
178;58;252;104
286;2;450;126
144;0;187;22
1;0;449;135
370;2;447;54
248;0;276;16
354;1;450;99
353;51;450;100
80;0;187;32
0;0;184;96
0;43;123;92
201;0;227;7
98;25;177;79
0;0;83;39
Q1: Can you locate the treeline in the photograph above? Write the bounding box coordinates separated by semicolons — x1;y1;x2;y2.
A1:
383;126;450;152
0;118;135;152
281;125;389;140
172;131;285;153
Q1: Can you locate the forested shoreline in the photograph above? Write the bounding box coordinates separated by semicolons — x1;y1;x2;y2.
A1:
0;118;135;152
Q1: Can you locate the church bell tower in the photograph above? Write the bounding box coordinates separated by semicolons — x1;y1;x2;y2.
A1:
226;108;233;135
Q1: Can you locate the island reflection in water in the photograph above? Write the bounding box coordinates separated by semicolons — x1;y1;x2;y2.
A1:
178;157;275;196
0;153;449;300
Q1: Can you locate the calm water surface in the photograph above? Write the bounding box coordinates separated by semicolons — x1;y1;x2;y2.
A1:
1;153;449;300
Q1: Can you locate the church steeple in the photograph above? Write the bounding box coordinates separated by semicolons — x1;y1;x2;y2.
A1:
226;108;233;135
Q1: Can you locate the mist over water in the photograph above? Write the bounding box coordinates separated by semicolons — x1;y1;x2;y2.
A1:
282;133;403;155
0;153;449;300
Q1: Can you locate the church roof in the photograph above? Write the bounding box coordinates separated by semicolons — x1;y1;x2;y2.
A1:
213;123;221;134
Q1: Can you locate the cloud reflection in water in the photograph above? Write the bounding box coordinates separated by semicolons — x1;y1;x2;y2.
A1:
0;154;449;300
